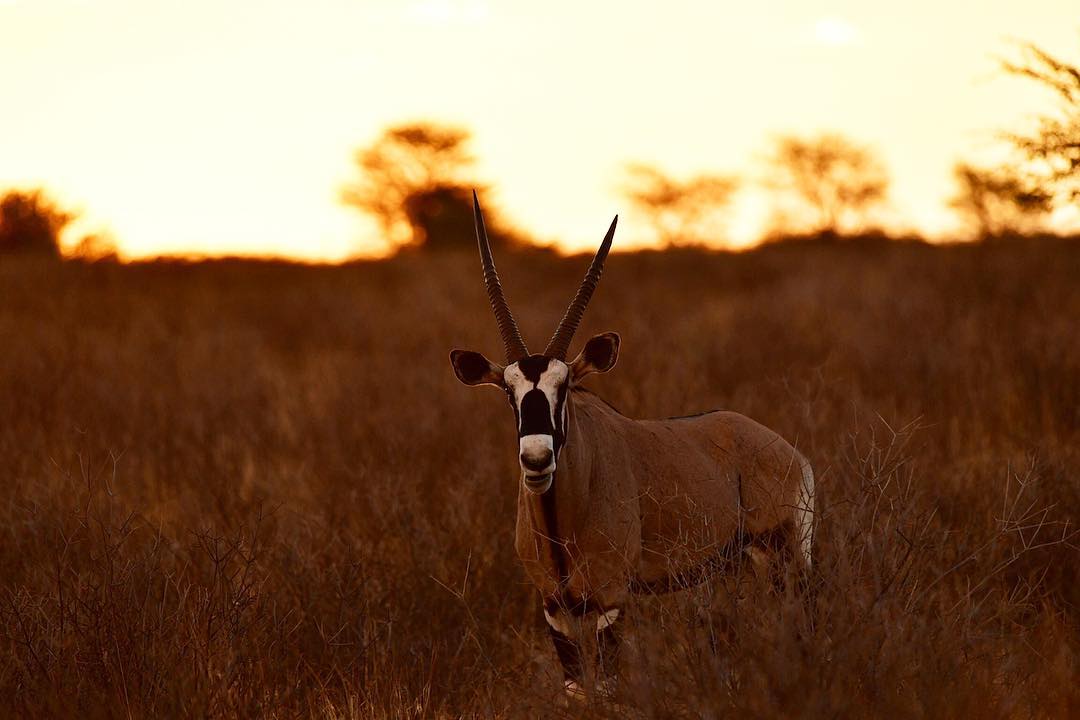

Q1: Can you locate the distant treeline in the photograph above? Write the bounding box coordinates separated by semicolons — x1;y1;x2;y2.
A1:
334;39;1079;251
2;40;1078;260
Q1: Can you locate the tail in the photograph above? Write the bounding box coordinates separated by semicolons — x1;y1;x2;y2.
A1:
795;457;815;569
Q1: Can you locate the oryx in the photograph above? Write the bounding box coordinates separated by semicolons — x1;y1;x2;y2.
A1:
450;193;815;699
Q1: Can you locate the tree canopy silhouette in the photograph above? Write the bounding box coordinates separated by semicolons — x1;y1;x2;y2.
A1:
949;163;1052;239
341;121;521;251
764;133;888;236
0;189;74;257
621;164;738;246
1001;42;1080;206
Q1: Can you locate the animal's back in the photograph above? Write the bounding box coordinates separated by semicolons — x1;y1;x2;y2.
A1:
684;410;807;529
631;409;813;582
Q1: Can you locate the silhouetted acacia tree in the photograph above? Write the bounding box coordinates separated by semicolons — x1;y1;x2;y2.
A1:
0;189;73;257
341;122;521;251
1002;42;1080;205
765;133;888;235
949;163;1052;239
621;164;738;246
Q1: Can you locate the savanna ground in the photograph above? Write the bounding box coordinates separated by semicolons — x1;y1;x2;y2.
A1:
1;239;1078;718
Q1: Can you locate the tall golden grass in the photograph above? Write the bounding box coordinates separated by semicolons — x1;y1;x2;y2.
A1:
1;239;1077;718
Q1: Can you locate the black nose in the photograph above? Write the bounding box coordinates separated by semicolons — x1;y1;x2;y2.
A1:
521;450;553;472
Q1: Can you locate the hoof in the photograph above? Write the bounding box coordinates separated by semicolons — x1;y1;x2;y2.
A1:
562;678;616;703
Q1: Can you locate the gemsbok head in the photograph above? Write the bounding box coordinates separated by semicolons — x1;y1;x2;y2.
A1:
449;197;618;497
450;192;815;701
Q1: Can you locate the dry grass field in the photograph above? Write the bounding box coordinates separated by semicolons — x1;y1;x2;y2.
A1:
1;239;1078;718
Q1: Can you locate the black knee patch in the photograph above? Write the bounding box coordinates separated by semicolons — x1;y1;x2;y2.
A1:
596;617;621;676
548;625;583;684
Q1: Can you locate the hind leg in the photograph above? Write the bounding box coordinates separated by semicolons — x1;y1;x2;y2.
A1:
754;459;816;591
744;520;814;596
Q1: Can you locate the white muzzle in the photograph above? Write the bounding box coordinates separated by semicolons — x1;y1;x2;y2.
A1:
519;434;555;494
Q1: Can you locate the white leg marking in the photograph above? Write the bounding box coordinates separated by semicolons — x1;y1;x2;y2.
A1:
795;459;816;569
596;608;620;632
563;679;586;700
544;608;573;636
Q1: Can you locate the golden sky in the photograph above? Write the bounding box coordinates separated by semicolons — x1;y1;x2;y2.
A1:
2;1;1077;259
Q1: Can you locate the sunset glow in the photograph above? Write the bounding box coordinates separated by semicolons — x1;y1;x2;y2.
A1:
2;1;1077;259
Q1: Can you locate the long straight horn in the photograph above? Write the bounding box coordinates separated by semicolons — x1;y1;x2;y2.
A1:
543;215;618;360
473;191;529;363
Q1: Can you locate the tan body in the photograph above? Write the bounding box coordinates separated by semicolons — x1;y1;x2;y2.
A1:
516;389;814;617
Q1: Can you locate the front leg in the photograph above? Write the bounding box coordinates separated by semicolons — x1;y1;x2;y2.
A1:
595;607;622;694
545;602;624;700
544;603;586;699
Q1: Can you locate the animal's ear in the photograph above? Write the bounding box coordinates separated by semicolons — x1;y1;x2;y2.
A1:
570;332;620;382
450;349;505;387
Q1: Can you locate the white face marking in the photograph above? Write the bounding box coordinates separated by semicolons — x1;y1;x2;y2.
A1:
503;361;570;485
503;362;568;413
596;608;620;632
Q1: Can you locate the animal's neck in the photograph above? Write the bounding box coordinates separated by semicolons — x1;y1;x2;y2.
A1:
515;388;636;597
550;390;593;531
522;390;619;546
